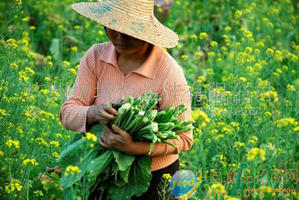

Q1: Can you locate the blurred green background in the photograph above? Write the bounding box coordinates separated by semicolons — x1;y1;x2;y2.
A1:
0;0;298;199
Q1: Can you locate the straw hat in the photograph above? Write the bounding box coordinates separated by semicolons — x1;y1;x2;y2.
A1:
71;0;179;48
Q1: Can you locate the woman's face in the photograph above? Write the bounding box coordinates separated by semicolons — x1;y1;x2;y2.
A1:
104;27;148;54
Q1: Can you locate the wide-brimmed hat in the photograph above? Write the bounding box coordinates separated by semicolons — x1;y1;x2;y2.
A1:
71;0;179;48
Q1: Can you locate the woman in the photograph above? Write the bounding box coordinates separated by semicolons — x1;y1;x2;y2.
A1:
59;0;193;199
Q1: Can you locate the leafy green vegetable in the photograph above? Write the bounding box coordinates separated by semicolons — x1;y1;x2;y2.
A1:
107;156;152;200
55;91;194;199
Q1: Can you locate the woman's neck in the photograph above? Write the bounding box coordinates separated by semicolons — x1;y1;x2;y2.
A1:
118;43;152;62
117;43;153;72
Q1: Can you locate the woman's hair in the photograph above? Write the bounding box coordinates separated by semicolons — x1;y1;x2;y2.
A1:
104;26;108;35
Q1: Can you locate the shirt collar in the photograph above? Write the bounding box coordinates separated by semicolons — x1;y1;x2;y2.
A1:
98;41;162;79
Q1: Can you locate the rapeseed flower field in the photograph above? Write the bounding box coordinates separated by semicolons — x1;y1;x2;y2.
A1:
0;0;298;199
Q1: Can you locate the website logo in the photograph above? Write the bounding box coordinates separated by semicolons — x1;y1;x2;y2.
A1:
169;170;200;199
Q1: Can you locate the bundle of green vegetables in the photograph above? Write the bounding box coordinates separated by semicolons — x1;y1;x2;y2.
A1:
53;91;193;200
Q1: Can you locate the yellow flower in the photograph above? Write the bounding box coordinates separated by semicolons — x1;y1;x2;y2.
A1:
24;111;33;119
162;173;172;182
25;67;35;75
199;32;208;40
0;150;4;157
209;129;218;135
210;41;218;46
47;61;53;67
22;16;30;22
71;46;78;52
86;132;97;142
15;0;22;5
266;48;274;55
260;90;279;102
196;75;206;83
259;186;272;198
234;142;245;150
40;110;54;120
246;66;254;75
208;183;227;196
191;34;198;40
221;126;234;135
192;109;210;128
274;50;283;61
10;62;18;69
5;139;20;149
65;165;81;176
68;68;77;75
208;51;215;57
194;51;204;58
74;25;81;30
63;61;70;67
52;152;59;158
211;107;227;115
180;54;188;60
217;122;225;127
0;109;7;119
248;136;258;144
239;77;247;82
29;26;36;30
40;89;49;95
224;26;232;32
230;122;240;129
245;47;252;53
49;141;60;147
98;30;104;35
34;137;49;147
206;68;214;75
225;196;240;200
282;65;288;71
5;178;22;194
276;118;297;128
33;190;43;196
23;158;38;166
214;134;224;141
264;111;272;117
286;84;296;92
246;148;266;162
234;10;243;18
6;38;18;48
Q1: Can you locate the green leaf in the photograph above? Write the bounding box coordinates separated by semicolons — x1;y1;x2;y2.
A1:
87;150;113;179
119;166;130;183
108;156;152;200
56;138;86;166
49;38;60;61
60;148;98;188
89;123;104;139
112;151;135;171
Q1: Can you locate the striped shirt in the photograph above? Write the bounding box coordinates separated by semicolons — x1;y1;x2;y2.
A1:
59;41;193;171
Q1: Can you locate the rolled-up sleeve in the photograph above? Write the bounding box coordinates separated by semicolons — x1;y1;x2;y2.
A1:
59;44;97;133
150;64;193;157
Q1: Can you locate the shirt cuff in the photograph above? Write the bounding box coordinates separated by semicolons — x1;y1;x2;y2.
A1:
150;138;179;157
81;106;92;133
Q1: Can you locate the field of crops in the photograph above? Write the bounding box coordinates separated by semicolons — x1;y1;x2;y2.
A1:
0;0;298;199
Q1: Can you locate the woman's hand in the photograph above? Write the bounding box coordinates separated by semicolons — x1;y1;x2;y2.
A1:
87;103;119;127
99;124;139;155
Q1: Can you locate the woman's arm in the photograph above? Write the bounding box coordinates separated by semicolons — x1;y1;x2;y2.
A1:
149;63;193;157
59;44;98;133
